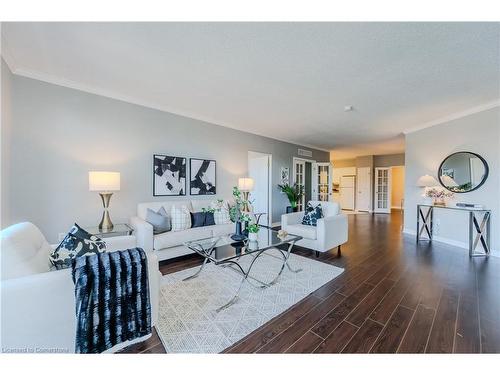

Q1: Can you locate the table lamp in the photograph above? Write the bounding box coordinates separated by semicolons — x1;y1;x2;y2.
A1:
416;175;438;188
238;177;254;212
89;171;121;230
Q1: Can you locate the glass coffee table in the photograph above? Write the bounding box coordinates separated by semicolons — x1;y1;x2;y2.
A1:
183;226;303;312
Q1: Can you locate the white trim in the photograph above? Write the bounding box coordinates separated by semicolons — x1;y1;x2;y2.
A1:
248;151;273;227
271;222;281;228
4;65;331;153
403;228;499;257
403;100;500;134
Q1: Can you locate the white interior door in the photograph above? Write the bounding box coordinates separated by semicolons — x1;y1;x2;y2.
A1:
312;162;332;201
293;159;306;211
356;167;371;212
374;167;392;213
248;151;272;226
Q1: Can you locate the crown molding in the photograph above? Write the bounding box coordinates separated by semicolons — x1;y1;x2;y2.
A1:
7;65;330;153
403;100;500;135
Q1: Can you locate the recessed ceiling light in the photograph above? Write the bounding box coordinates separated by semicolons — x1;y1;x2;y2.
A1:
344;105;354;112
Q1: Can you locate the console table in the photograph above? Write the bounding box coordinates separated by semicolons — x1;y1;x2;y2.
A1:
416;204;491;257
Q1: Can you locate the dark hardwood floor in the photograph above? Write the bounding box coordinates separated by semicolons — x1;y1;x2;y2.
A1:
121;211;500;354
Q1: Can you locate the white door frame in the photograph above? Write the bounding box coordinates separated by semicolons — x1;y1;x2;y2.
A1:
292;157;316;210
248;151;272;226
356;167;372;212
374;167;392;213
312;162;333;201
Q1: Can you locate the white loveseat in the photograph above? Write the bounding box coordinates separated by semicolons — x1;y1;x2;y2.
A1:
129;198;234;262
0;222;160;353
281;201;348;257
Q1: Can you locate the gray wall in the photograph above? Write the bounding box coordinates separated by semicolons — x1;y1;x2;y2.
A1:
1;61;329;242
1;60;12;228
404;107;500;254
374;153;405;167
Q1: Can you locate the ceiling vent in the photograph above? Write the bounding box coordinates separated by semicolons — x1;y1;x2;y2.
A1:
298;149;313;158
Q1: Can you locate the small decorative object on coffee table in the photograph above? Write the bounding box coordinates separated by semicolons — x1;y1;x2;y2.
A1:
183;225;303;312
247;223;259;241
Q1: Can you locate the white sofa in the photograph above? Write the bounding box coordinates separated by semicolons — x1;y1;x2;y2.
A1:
0;222;160;353
129;198;234;262
281;201;348;257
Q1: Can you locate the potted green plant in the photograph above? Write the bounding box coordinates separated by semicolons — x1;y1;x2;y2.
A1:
247;223;260;241
230;186;251;241
278;183;304;212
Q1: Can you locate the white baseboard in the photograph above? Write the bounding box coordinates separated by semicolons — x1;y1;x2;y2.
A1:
403;227;499;256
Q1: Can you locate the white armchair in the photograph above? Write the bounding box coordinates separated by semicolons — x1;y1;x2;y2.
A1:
0;222;160;353
281;201;348;257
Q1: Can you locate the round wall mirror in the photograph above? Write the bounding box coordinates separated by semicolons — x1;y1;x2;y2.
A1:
438;152;489;193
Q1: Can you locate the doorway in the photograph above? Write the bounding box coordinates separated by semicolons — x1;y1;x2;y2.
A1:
248;151;272;226
374;166;405;214
293;157;316;211
391;166;405;211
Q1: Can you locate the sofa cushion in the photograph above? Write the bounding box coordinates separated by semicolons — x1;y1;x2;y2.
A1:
49;224;107;270
154;226;213;250
137;200;192;221
146;207;171;234
191;199;218;212
286;224;317;240
1;222;53;280
171;205;192;231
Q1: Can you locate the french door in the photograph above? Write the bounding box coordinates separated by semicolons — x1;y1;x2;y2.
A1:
293;159;306;211
312;162;332;202
374;167;392;213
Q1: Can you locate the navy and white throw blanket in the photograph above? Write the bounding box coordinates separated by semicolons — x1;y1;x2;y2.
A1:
72;247;152;354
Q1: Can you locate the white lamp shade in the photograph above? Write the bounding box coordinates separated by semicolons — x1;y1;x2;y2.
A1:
238;177;254;192
416;175;438;187
89;171;121;192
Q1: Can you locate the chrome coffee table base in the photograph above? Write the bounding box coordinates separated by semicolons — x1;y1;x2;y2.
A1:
183;241;301;313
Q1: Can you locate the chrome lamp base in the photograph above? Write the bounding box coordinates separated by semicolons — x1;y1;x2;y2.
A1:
98;192;114;230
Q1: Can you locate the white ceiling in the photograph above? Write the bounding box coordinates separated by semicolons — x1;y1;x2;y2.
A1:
2;22;499;159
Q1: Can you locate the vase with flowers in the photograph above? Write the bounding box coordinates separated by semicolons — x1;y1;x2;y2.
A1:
229;186;252;241
424;187;454;206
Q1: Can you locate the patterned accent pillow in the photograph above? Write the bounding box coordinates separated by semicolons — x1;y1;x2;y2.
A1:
49;223;106;270
214;208;231;225
171;205;192;231
301;202;324;226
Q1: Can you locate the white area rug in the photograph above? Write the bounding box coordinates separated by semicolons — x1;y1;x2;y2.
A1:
156;249;344;353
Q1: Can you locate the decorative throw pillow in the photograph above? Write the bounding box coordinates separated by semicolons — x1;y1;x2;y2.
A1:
190;212;206;228
190;212;216;227
145;206;171;234
171;205;191;231
205;212;215;226
49;224;106;270
301;202;324;226
214;208;231;225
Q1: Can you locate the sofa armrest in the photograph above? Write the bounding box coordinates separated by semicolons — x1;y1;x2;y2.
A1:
129;216;154;252
1;269;76;352
316;214;348;251
281;211;303;230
